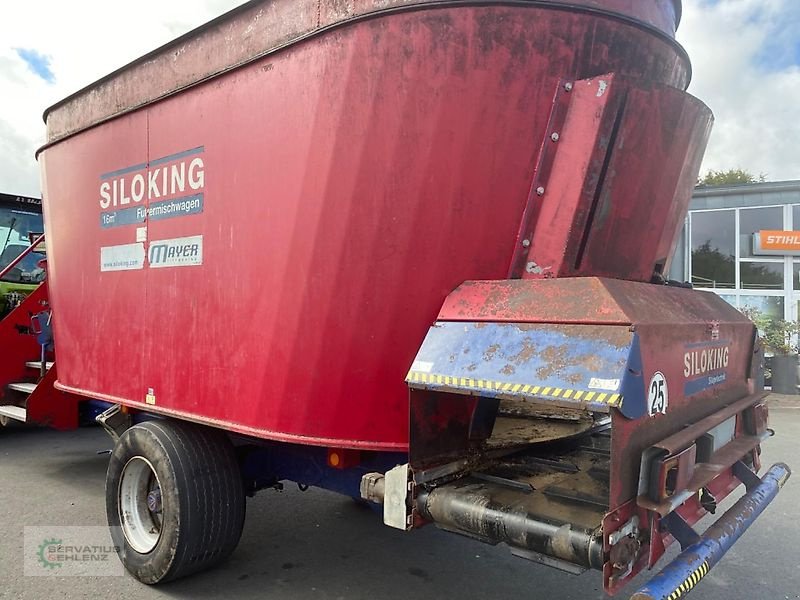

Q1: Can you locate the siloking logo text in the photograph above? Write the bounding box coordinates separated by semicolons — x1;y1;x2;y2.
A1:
98;146;205;230
683;342;730;396
683;344;729;378
100;150;204;209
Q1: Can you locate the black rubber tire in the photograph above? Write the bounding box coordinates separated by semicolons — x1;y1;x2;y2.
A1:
106;419;246;584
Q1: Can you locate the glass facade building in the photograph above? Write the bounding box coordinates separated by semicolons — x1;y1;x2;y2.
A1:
669;180;800;322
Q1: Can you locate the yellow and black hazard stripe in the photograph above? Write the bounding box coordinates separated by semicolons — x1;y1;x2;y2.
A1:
405;371;622;407
667;561;709;600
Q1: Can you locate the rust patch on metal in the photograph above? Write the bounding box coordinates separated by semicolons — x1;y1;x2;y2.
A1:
578;354;606;372
509;338;538;365
537;344;569;379
483;343;501;362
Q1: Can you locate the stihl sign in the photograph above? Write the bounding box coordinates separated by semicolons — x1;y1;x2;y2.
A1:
753;230;800;256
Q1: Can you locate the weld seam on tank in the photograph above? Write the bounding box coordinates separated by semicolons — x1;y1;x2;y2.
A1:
416;486;604;569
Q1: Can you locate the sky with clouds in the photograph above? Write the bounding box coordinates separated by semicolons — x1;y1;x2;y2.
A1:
0;0;798;197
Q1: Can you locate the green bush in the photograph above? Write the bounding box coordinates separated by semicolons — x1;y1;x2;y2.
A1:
739;306;800;355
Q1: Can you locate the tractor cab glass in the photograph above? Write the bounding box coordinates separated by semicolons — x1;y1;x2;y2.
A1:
0;207;45;283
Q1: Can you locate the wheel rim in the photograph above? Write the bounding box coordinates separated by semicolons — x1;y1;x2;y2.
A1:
118;456;164;554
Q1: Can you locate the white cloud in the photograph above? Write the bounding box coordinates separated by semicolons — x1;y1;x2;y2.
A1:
0;0;243;196
0;1;798;196
677;0;800;181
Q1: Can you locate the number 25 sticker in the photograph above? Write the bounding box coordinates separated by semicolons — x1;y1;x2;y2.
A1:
647;372;668;416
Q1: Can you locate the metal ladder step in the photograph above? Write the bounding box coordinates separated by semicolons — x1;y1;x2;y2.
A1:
25;361;54;371
0;405;27;422
7;382;37;394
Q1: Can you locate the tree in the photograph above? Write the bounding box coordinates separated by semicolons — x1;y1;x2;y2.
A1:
739;306;800;355
691;240;735;288
697;168;766;187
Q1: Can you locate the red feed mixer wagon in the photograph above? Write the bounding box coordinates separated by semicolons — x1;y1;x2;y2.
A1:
0;0;788;597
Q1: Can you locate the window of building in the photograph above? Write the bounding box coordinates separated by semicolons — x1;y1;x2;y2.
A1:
738;206;784;290
718;294;736;307
792;261;800;291
690;210;735;288
686;204;788;321
741;261;784;290
679;194;800;325
793;205;800;230
740;296;785;320
740;206;782;258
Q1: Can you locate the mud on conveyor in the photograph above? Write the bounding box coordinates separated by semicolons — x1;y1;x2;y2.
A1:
417;430;611;571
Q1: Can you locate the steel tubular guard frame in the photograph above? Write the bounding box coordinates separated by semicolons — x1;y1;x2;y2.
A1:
630;462;791;600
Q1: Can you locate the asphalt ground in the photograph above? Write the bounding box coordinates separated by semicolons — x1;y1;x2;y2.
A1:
1;402;798;599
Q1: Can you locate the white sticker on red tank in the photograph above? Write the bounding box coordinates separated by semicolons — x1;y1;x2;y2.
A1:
647;371;669;416
100;243;145;272
100;237;203;271
148;235;203;268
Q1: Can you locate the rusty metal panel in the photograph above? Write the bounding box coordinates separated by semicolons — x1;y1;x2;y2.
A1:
647;392;766;457
507;77;575;279
639;435;766;516
419;275;759;509
518;75;713;283
438;277;750;327
422;276;769;595
438;278;631;324
511;74;622;279
610;323;755;508
406;321;631;412
570;82;713;281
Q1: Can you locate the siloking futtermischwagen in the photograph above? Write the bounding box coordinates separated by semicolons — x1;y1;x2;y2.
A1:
0;0;789;597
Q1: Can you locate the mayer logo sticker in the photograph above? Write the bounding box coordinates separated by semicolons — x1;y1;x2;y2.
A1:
148;235;203;268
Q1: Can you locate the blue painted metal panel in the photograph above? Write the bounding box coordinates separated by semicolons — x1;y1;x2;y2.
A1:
406;322;633;413
240;442;407;499
619;333;646;419
79;400;115;425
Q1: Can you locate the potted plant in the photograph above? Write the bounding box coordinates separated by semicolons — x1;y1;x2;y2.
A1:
741;307;800;395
